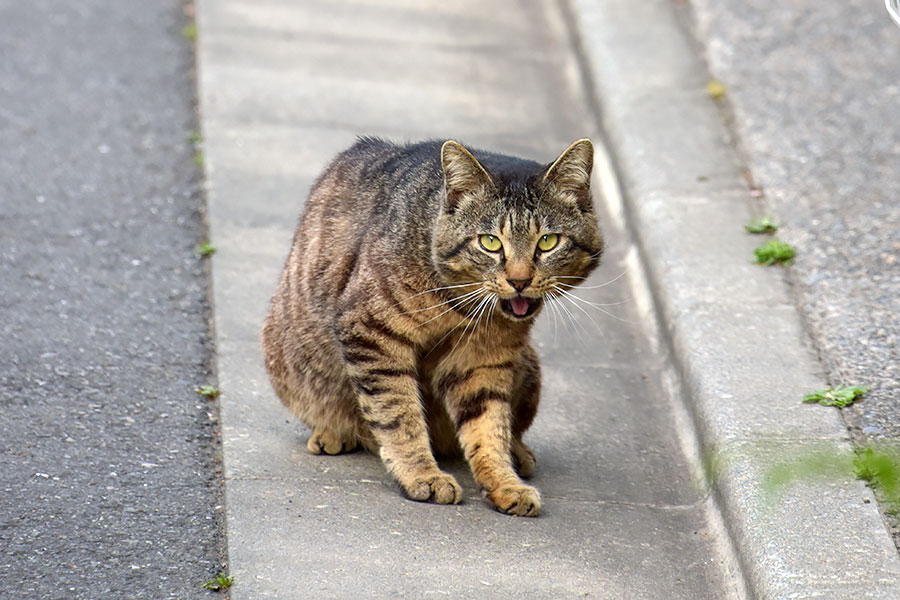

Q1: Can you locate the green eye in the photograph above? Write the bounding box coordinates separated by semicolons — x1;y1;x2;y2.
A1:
537;233;559;252
479;234;503;252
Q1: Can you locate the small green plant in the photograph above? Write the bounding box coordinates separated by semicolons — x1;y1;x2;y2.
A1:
745;216;778;234
182;23;198;42
187;131;203;145
197;242;216;257
803;384;867;408
753;238;795;265
193;150;205;168
707;79;727;100
202;573;233;591
854;448;900;513
763;444;900;514
195;385;220;399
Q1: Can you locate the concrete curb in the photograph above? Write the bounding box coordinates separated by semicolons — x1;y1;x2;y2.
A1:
567;0;900;597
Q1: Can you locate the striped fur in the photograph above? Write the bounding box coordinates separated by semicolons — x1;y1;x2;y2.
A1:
261;138;602;516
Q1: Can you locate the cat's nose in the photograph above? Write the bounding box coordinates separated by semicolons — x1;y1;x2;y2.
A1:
507;278;532;292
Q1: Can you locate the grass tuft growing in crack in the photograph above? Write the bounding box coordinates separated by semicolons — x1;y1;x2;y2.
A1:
706;79;727;100
202;573;233;591
802;384;867;408
196;242;216;258
753;238;795;265
182;23;198;43
854;448;900;514
195;385;220;399
745;216;778;234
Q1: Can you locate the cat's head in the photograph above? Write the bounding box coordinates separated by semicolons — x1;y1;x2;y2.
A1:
433;139;603;322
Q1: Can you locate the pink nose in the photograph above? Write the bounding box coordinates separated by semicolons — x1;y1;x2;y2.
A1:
507;278;531;292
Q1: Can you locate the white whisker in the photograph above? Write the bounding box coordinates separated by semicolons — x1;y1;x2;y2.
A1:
554;287;635;325
421;290;494;359
545;293;560;344
401;287;483;316
413;289;485;328
555;289;605;334
424;317;469;357
465;295;494;350
395;281;484;307
548;291;586;342
553;266;630;290
550;293;632;308
447;292;495;358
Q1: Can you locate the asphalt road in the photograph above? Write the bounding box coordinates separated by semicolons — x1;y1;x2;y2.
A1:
684;0;900;440
681;0;900;547
0;1;225;598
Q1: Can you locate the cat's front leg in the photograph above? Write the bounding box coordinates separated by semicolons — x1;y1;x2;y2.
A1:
338;316;462;505
436;360;541;517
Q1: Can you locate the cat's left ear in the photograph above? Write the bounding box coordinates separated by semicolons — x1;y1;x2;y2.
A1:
542;138;594;213
441;140;494;212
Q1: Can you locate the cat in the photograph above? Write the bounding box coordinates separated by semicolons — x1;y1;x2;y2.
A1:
261;137;603;517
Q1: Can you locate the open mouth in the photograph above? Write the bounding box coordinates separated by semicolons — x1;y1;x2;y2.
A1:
499;295;542;319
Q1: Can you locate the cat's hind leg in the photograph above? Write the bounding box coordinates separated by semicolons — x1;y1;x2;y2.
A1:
307;428;358;455
511;438;536;478
274;369;366;456
510;344;541;478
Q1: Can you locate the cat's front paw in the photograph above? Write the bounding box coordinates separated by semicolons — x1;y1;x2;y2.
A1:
488;484;541;517
402;471;463;505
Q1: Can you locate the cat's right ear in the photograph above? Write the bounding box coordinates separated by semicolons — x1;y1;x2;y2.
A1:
441;141;493;212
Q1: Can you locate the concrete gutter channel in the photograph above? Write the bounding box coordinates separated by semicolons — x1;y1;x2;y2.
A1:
195;0;900;597
569;0;900;597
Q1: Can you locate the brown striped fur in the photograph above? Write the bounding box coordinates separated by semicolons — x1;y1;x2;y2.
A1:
261;138;602;516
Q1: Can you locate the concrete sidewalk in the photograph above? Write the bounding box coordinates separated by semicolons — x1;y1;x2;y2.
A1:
196;0;741;597
196;0;899;598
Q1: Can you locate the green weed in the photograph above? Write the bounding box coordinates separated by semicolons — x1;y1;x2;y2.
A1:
195;385;220;399
745;216;778;234
196;242;216;258
802;384;867;408
202;573;233;591
707;79;727;100
753;238;795;265
854;448;900;511
182;23;198;43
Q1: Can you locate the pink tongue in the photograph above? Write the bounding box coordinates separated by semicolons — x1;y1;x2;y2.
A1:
511;296;530;316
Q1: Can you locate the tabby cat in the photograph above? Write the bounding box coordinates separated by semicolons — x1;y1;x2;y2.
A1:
261;137;603;517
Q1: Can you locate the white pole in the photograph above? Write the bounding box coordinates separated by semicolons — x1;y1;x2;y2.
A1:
887;0;900;28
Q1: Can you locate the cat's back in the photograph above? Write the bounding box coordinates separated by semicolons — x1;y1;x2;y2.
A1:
304;137;543;223
305;137;444;220
281;139;446;313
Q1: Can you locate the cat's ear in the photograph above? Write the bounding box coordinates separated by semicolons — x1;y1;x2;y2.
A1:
441;140;494;211
542;138;594;212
